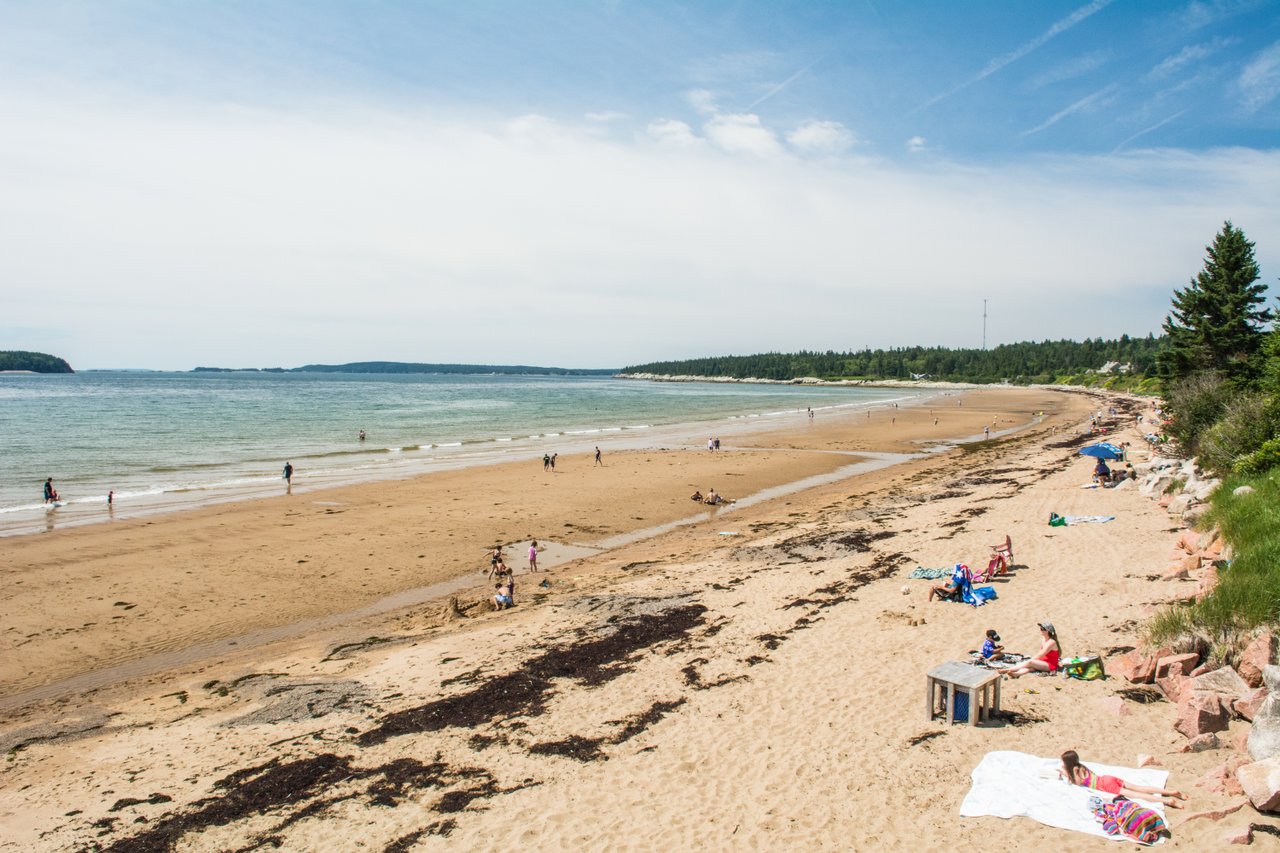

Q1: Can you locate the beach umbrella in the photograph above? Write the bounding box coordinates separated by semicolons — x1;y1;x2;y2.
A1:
1079;442;1124;460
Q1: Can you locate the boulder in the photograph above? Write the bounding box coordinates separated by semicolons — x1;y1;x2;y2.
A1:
1162;566;1189;581
1197;759;1248;795
1239;633;1277;689
1176;530;1199;553
1175;692;1231;738
1184;504;1209;526
1096;696;1130;717
1158;668;1195;704
1195;666;1253;700
1195;482;1219;502
1237;756;1280;812
1198;564;1220;597
1112;477;1135;490
1234;485;1256;497
1168;494;1195;516
1179;732;1221;752
1249;666;1280;760
1236;689;1267;721
1143;473;1175;497
1159;493;1173;508
1157;653;1200;679
1181;554;1203;572
1115;651;1157;684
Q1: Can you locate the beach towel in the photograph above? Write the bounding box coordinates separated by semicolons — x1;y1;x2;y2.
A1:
959;751;1167;843
909;567;951;580
1092;796;1167;844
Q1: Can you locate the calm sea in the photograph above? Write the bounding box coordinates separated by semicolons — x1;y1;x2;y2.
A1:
0;371;919;535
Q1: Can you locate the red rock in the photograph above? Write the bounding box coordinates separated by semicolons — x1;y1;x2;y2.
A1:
1190;663;1212;677
1136;753;1161;767
1163;565;1190;580
1182;798;1247;821
1182;554;1204;572
1200;564;1220;596
1114;651;1157;684
1176;692;1231;738
1157;653;1200;679
1236;688;1268;722
1196;666;1253;699
1158;669;1195;704
1235;731;1252;753
1240;633;1277;688
1159;493;1172;508
1180;732;1222;752
1237;757;1280;811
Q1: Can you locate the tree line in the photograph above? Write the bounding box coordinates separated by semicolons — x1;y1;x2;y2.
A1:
621;336;1163;384
0;351;74;373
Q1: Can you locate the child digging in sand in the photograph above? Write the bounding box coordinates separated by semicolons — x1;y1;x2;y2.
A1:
1059;750;1187;807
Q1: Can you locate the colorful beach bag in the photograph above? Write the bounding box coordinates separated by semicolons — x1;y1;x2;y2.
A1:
1092;797;1167;844
1062;654;1106;680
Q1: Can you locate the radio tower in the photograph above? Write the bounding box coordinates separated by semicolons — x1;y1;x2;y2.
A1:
982;299;988;350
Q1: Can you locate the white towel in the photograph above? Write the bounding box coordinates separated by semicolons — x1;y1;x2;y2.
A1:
959;751;1168;842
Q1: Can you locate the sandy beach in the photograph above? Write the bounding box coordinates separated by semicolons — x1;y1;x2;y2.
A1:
3;386;1272;851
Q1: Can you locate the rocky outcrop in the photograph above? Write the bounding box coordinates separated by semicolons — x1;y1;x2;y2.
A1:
1237;756;1280;812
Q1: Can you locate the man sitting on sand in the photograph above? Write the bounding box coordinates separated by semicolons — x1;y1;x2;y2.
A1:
704;489;724;505
493;583;513;610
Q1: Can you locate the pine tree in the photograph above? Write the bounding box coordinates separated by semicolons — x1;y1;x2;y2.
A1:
1160;221;1271;384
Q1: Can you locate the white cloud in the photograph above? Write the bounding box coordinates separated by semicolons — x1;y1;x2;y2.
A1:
1238;41;1280;113
786;120;854;155
905;136;927;153
585;110;628;123
1027;51;1111;89
685;88;718;115
703;113;785;158
1148;38;1232;79
645;118;702;148
1;89;1277;369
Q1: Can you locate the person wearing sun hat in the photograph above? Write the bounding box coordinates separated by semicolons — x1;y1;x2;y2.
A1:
1002;622;1061;678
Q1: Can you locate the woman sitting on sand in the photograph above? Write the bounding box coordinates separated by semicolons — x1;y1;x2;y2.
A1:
1060;750;1187;807
1003;622;1060;678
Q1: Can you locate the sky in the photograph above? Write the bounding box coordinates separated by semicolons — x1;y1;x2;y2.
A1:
1;1;1278;370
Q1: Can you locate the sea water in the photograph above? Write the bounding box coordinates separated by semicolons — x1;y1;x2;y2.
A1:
0;371;920;535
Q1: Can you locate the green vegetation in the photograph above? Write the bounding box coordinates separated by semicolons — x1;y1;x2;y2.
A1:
1147;221;1280;658
1148;473;1280;652
621;336;1162;384
0;351;73;373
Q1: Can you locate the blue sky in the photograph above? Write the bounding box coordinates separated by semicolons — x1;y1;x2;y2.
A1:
2;1;1278;369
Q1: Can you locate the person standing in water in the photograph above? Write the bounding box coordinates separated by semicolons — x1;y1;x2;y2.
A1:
528;540;539;572
283;462;293;491
43;478;57;504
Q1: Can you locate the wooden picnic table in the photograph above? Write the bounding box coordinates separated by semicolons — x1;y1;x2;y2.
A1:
926;660;1002;726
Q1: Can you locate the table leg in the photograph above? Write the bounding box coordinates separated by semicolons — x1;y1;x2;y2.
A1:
946;683;955;725
968;687;978;726
926;677;934;721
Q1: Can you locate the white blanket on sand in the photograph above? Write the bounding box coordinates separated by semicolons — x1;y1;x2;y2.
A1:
960;751;1168;842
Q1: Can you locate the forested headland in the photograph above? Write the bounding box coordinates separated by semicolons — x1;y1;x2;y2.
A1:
0;351;74;373
193;362;616;376
620;336;1162;387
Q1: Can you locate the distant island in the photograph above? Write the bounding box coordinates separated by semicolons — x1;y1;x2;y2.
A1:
0;351;74;373
193;361;616;376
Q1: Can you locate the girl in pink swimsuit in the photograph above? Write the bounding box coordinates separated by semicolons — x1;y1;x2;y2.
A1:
1003;622;1061;678
1060;750;1187;807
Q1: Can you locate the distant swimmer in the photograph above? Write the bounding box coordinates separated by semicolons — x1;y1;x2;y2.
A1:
358;429;366;441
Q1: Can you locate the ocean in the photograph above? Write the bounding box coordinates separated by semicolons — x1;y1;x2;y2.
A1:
0;371;920;535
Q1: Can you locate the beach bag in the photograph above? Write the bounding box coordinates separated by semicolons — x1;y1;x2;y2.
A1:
1049;513;1067;527
1062;655;1105;681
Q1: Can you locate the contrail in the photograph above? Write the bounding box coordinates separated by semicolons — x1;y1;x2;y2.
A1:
746;56;823;110
1111;110;1188;153
911;0;1115;114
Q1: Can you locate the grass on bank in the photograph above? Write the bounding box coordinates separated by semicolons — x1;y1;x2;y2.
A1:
1148;470;1280;658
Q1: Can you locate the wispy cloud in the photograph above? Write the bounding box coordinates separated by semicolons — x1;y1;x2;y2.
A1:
1110;110;1189;153
913;0;1115;112
905;135;928;153
1027;51;1111;89
685;88;718;115
746;57;822;110
1021;84;1119;136
1147;37;1233;79
703;112;785;157
1237;40;1280;112
1175;0;1264;33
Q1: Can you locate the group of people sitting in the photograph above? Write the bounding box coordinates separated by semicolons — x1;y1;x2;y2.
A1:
978;621;1063;678
1092;458;1135;486
690;488;727;505
926;536;1013;604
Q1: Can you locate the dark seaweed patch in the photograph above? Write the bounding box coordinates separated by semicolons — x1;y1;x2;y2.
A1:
357;604;706;746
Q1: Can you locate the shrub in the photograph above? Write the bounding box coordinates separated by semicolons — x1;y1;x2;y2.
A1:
1198;392;1275;475
1236;437;1280;475
1164;372;1231;455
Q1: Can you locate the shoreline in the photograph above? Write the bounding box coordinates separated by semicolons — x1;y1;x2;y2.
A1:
0;387;1060;704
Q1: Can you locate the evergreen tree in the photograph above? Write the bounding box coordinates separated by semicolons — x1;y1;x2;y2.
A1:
1159;221;1271;384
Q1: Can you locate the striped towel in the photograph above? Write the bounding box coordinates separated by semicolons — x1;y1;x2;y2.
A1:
909;566;951;579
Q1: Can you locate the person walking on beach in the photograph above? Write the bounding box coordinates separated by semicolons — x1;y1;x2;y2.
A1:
528;540;538;572
543;453;551;471
983;425;990;440
550;453;557;471
282;462;293;492
594;446;602;466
